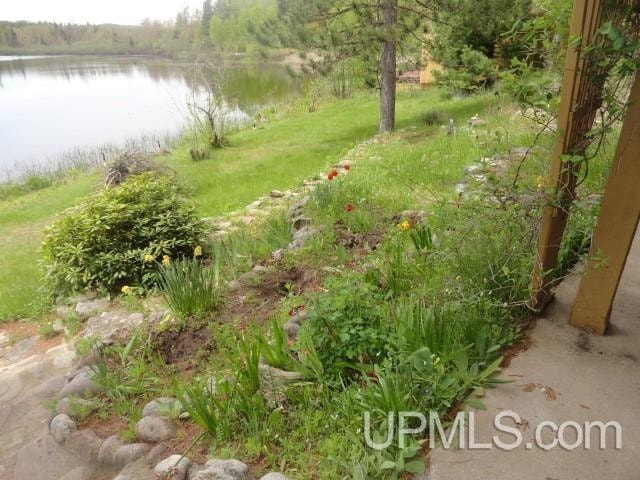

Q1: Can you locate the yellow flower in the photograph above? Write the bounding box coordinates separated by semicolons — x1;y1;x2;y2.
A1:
162;255;171;267
143;254;154;263
121;285;130;295
397;220;411;231
194;245;203;257
536;175;545;192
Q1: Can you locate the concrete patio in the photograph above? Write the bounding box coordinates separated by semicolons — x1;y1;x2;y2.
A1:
426;230;640;480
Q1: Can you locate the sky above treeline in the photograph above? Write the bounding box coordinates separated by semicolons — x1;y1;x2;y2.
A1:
1;0;204;25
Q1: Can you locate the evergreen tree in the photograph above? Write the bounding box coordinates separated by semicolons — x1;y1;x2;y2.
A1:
202;0;214;40
273;0;435;133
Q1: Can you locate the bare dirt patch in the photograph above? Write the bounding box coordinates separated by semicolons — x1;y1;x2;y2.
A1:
78;412;129;439
154;326;215;373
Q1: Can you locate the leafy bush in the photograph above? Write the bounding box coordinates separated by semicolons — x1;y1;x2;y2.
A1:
43;172;205;294
306;273;389;377
422;109;448;127
159;257;222;321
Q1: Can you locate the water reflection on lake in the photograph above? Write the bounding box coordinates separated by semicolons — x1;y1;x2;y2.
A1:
0;55;298;181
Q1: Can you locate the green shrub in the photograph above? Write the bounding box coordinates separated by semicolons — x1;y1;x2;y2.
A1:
422;109;448;126
306;273;389;378
159;257;222;320
434;46;497;93
42;172;205;294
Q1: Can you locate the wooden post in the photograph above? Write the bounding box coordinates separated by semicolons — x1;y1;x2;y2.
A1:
569;72;640;335
529;0;607;310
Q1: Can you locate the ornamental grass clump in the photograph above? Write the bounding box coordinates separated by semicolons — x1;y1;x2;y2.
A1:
42;172;205;294
159;257;222;320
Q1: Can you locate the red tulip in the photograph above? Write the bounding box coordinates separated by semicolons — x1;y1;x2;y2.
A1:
344;164;351;171
345;204;354;212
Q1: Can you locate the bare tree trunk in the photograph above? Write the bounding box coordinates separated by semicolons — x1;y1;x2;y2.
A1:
379;0;397;133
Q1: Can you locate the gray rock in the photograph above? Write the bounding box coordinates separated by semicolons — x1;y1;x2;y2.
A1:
288;310;307;325
114;443;153;467
14;434;87;480
271;249;285;262
270;190;284;198
52;319;66;335
75;298;110;317
56;397;100;417
142;397;181;418
154;455;191;480
195;459;250;480
113;458;155;480
187;464;205;480
58;371;101;399
55;304;72;318
292;226;318;242
145;444;168;466
258;361;304;404
288;226;319;250
50;414;77;443
82;311;145;344
283;322;300;339
260;474;289;480
464;164;483;175
253;265;268;273
291;216;311;231
59;466;95;480
135;416;177;443
226;280;241;291
65;429;102;462
97;434;122;464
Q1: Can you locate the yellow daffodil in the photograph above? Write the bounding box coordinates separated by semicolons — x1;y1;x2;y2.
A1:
162;255;171;267
397;220;411;231
143;254;154;263
194;245;203;257
121;285;130;295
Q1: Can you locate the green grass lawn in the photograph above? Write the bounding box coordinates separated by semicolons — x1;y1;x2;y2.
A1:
0;88;462;321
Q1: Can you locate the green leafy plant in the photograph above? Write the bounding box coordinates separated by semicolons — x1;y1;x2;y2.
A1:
306;273;388;378
159;257;222;321
42;172;205;294
409;224;435;253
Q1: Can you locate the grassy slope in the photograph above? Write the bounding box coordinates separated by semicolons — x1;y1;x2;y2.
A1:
0;88;451;320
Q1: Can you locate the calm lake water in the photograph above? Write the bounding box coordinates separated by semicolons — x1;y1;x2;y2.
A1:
0;55;298;181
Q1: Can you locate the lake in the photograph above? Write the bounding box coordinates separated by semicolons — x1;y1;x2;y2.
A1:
0;55;298;181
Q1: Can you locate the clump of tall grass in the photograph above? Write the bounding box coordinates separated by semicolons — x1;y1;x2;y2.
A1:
159;257;222;320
